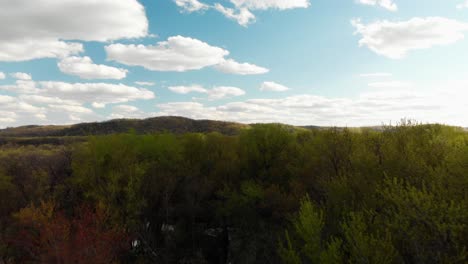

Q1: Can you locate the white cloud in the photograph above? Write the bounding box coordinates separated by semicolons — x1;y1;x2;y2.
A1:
114;105;139;113
0;95;45;126
151;79;468;127
3;79;468;127
106;35;265;74
0;0;148;61
135;81;155;86
0;96;100;127
167;84;245;100
207;86;246;100
0;39;83;62
230;0;310;10
48;104;93;114
157;102;216;120
214;4;256;26
0;77;157;127
37;82;155;106
174;0;209;12
109;104;159;120
457;1;468;9
58;56;128;80
359;72;392;78
357;0;397;11
92;102;106;109
368;81;411;89
215;59;269;75
106;36;229;72
352;17;468;59
260;81;289;92
0;111;17;123
174;0;309;26
19;95;81;106
168;85;208;94
1;80;37;94
0;80;155;108
0;72;5;80
11;72;32;80
110;104;142;119
0;95;16;105
155;83;468;127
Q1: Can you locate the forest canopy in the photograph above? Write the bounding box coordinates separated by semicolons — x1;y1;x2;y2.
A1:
0;122;467;263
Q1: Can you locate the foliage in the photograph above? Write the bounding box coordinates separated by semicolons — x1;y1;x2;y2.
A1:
278;195;343;264
0;123;466;263
11;201;130;263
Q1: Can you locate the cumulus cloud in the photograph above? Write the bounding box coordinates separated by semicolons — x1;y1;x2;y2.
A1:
0;95;46;126
19;95;81;106
4;80;467;127
106;35;267;74
48;104;93;114
11;72;32;80
58;56;128;80
0;0;148;61
37;82;154;106
1;80;154;107
0;95;80;128
0;95;17;105
0;77;156;127
106;36;229;72
213;4;256;26
167;84;245;100
260;81;289;92
357;0;397;11
207;86;246;100
0;39;84;62
215;59;269;75
168;85;208;94
352;17;468;59
174;0;209;12
155;83;468;127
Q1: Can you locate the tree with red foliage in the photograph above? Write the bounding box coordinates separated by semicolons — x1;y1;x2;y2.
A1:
12;201;131;263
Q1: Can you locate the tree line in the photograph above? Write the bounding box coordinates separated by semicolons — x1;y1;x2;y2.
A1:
0;122;467;263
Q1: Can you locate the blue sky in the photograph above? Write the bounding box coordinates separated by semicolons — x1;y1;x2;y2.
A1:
1;0;468;127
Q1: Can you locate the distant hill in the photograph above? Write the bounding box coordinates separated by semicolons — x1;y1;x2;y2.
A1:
2;116;465;140
0;116;250;138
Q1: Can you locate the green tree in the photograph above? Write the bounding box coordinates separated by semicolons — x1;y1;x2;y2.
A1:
279;195;343;264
